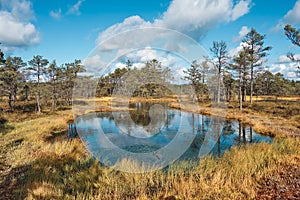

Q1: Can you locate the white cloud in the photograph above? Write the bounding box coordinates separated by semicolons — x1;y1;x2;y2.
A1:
283;0;300;25
115;62;127;69
229;41;248;57
50;8;62;20
230;0;251;21
67;0;85;16
266;54;300;80
278;55;291;63
96;16;152;46
278;54;300;63
127;47;158;63
154;0;251;38
125;47;186;70
268;63;299;80
233;26;250;42
0;0;34;21
90;0;252;77
0;0;40;52
273;0;300;31
96;0;252;45
83;54;105;69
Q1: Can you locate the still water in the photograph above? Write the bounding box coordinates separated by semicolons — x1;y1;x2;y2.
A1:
76;103;273;163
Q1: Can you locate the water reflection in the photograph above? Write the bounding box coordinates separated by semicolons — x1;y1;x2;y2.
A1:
76;103;273;160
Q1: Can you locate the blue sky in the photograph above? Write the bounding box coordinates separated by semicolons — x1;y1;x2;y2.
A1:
0;0;299;79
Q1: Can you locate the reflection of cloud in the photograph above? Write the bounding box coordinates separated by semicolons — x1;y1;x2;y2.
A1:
0;0;40;52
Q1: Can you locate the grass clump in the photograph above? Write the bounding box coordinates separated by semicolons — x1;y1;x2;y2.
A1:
0;98;299;199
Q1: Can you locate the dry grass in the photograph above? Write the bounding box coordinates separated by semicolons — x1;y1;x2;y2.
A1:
0;97;300;199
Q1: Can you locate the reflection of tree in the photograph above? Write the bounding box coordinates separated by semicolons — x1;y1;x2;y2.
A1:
115;102;176;136
166;111;176;129
199;116;211;132
237;123;253;144
222;121;235;135
129;102;153;126
250;127;253;143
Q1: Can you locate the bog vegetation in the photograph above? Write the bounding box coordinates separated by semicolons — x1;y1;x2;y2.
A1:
0;25;299;199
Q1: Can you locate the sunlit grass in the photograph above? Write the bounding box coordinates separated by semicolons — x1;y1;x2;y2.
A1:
0;98;299;199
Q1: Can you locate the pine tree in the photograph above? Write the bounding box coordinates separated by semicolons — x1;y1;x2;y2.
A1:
210;41;229;103
28;55;49;114
242;28;271;104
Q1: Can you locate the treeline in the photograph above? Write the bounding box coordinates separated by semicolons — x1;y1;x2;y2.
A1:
182;25;300;109
0;54;84;113
0;25;299;113
96;59;173;97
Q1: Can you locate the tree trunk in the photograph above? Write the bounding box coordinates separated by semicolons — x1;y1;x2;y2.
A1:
244;80;247;103
51;80;56;112
25;89;28;101
8;91;13;111
37;65;41;114
239;69;242;110
37;93;41;113
217;67;221;104
13;85;17;110
250;65;254;104
201;76;205;101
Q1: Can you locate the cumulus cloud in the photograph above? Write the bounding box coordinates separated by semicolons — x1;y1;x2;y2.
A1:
283;0;300;25
127;47;158;63
278;54;300;63
229;41;248;57
96;16;152;45
273;0;300;31
268;63;299;80
116;47;184;70
50;8;62;20
96;0;252;46
83;54;105;69
67;0;85;16
233;26;250;42
0;0;40;52
88;0;252;77
154;0;251;38
111;48;190;84
0;0;34;21
264;54;300;80
230;0;251;21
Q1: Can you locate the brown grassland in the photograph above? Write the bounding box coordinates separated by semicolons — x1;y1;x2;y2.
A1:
0;96;299;199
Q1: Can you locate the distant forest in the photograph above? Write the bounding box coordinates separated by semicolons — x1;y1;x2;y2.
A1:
0;25;299;113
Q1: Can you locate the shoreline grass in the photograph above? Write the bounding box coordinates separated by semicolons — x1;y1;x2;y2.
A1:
0;97;299;199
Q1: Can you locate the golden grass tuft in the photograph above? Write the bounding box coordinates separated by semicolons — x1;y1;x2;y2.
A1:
0;97;299;199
